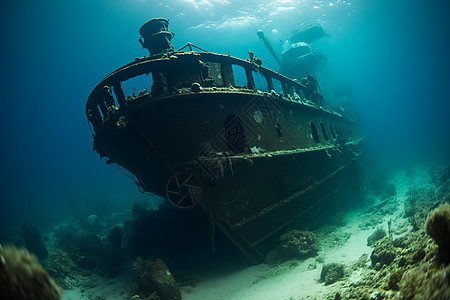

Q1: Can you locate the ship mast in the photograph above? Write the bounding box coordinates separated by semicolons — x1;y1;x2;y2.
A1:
257;30;282;68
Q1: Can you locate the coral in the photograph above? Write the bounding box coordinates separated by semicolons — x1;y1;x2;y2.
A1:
53;222;128;278
55;231;100;270
388;269;404;290
404;191;420;231
398;263;450;299
320;263;346;285
42;248;75;289
370;237;396;268
340;173;449;299
0;244;62;300
281;230;319;257
43;249;75;280
352;254;368;269
425;202;450;264
367;227;387;246
266;230;320;263
19;222;48;260
133;257;181;300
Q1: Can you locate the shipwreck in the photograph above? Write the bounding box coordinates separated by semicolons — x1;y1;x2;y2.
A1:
86;18;365;263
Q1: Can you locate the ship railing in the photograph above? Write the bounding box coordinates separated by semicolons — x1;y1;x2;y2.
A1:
86;51;325;131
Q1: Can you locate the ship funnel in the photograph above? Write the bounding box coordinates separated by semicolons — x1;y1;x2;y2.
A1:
139;18;174;55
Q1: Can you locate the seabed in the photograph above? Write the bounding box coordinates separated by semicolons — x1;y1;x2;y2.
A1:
54;164;450;300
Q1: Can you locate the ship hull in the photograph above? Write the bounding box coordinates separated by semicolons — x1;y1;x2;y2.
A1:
93;90;365;262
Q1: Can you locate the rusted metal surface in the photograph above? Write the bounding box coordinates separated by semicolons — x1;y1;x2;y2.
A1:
86;18;365;263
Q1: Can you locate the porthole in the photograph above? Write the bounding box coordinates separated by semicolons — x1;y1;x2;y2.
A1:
329;124;336;139
275;123;283;138
310;121;320;143
320;122;329;141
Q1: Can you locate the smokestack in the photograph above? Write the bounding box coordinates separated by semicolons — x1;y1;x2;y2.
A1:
139;18;174;56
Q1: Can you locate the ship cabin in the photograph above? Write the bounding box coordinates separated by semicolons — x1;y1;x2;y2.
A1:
86;49;357;148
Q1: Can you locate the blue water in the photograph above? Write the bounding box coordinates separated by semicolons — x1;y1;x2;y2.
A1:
1;0;449;240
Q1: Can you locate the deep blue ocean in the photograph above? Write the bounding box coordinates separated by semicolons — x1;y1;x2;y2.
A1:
1;0;449;243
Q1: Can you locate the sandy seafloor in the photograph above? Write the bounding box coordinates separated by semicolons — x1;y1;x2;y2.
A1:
60;165;447;300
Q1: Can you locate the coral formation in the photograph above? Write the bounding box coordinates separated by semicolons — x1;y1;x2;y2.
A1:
55;230;101;270
387;269;404;290
367;227;386;246
53;227;124;277
43;248;75;289
341;172;450;299
282;230;320;256
133;257;181;300
320;263;346;285
266;230;320;263
425;202;450;264
0;244;62;300
344;231;437;299
398;263;450;299
370;237;396;268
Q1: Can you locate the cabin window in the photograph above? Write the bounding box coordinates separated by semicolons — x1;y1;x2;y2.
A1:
284;85;296;100
275;123;283;138
201;62;224;87
98;85;119;113
297;88;306;100
88;106;102;127
287;85;296;96
232;65;247;88
272;78;284;94
329;124;336;139
121;73;153;100
97;103;106;120
252;71;269;92
320;122;329;141
310;121;320;143
290;87;301;101
152;72;170;95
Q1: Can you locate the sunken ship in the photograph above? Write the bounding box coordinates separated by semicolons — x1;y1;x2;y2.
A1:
86;18;365;263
